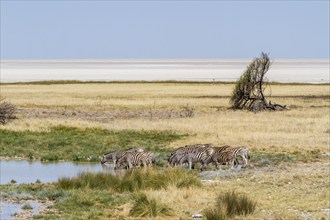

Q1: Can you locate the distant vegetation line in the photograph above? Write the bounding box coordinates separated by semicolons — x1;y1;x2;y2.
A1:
1;80;328;85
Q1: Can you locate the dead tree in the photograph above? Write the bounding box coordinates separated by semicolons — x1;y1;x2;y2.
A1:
0;97;17;125
230;52;286;112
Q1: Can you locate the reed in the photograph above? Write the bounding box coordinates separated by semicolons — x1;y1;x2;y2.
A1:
57;168;201;192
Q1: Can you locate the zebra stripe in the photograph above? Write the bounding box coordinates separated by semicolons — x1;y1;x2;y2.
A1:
168;144;214;166
210;145;233;169
211;149;236;169
177;147;215;171
100;148;144;167
213;146;252;169
227;146;251;167
116;151;155;169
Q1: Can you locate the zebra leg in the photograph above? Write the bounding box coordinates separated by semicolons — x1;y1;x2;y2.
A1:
188;160;192;170
214;161;220;170
229;159;235;170
200;162;206;172
127;158;133;169
128;162;133;169
113;159;117;170
239;155;248;167
142;159;147;168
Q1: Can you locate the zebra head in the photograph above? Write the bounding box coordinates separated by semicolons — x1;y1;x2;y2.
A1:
101;152;114;164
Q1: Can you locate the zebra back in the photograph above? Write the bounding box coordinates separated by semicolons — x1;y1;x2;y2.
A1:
230;146;250;166
116;151;154;169
171;143;213;155
102;147;144;166
178;147;215;171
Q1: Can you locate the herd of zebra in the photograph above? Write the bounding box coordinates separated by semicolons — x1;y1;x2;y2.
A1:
101;144;253;171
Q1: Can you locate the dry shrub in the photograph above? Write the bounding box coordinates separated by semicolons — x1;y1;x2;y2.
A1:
0;97;16;124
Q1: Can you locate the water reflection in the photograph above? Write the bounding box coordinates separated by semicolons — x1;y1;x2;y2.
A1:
0;160;116;184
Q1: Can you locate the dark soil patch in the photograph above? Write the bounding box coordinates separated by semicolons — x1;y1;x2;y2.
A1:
16;107;194;123
194;95;330;99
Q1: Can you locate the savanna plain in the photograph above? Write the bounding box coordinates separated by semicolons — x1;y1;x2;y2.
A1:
0;82;329;219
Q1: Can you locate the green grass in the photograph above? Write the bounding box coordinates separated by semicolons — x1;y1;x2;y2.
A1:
0;126;185;161
251;150;323;167
57;168;201;192
0;183;126;220
57;172;119;190
1;168;199;219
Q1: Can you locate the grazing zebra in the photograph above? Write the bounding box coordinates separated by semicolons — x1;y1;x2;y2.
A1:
176;147;215;171
211;145;233;169
210;149;236;169
100;148;144;169
211;146;252;169
115;151;155;169
229;146;253;167
168;144;214;166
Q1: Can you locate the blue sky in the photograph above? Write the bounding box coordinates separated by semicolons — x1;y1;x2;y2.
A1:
1;1;329;59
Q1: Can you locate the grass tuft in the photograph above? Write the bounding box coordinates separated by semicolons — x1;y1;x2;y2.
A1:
129;192;173;217
21;204;33;210
57;172;119;190
204;191;257;219
203;208;227;220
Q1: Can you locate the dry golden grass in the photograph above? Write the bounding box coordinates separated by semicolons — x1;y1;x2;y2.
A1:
1;83;329;153
2;83;329;109
1;82;329;219
140;162;330;219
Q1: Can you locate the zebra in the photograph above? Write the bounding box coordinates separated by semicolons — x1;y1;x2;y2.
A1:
100;148;144;169
176;147;215;171
210;145;233;169
168;144;214;166
210;149;237;169
229;146;253;167
211;146;253;169
115;151;155;170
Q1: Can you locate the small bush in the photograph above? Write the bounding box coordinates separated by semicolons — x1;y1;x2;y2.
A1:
0;97;16;125
204;191;257;219
129;193;173;217
219;191;256;217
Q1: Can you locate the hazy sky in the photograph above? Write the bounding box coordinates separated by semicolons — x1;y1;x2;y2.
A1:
1;1;329;59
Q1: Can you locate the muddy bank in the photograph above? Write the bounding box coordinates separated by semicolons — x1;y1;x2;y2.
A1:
0;197;57;220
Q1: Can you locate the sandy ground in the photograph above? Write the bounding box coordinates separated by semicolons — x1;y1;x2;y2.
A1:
1;59;329;83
